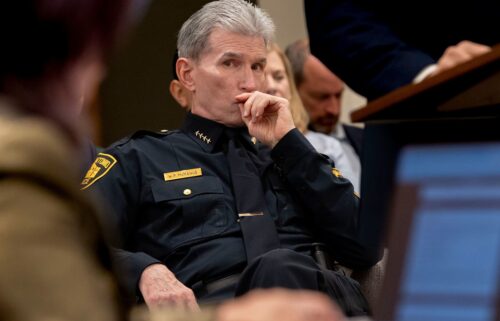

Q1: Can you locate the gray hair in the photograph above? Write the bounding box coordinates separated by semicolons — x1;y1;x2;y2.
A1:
285;38;310;86
177;0;275;60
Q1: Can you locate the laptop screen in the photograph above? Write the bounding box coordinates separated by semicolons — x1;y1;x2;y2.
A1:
376;143;500;321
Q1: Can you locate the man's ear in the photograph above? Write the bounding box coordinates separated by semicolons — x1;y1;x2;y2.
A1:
169;80;189;109
177;57;195;91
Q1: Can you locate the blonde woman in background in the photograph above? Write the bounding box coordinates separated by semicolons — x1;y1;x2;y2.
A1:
265;44;360;193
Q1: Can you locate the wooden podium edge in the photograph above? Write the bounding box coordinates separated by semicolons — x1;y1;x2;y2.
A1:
351;44;500;122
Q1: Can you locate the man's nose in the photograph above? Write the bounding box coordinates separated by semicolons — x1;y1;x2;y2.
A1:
324;97;341;116
239;66;258;92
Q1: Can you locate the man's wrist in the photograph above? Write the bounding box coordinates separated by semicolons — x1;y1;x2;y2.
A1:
412;64;438;83
271;128;316;170
270;126;295;148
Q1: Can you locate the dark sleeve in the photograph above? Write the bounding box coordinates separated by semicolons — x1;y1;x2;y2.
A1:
112;248;160;299
305;0;435;100
271;129;378;268
83;148;161;296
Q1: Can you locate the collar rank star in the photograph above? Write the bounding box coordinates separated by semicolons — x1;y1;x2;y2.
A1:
195;130;212;144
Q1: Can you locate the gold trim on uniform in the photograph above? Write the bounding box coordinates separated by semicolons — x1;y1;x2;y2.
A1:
332;168;343;178
238;212;264;217
164;168;203;181
81;153;118;190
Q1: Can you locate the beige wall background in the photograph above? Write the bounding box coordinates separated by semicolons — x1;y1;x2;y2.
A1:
258;0;367;125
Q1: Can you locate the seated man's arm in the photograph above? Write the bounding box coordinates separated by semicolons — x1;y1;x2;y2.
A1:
113;246;198;310
236;91;377;269
271;130;377;269
139;263;198;310
82;149;198;310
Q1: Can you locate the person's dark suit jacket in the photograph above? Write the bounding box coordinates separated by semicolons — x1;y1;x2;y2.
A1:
342;124;363;158
305;0;500;100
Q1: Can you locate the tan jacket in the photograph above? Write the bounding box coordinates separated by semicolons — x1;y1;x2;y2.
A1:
0;106;121;321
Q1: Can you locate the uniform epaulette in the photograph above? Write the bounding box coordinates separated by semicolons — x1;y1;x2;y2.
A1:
132;128;175;138
107;129;178;149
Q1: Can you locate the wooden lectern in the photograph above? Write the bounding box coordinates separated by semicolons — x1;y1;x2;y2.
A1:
352;45;500;256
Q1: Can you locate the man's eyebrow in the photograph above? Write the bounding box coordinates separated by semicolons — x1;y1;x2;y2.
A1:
254;57;267;65
220;52;243;59
219;52;266;62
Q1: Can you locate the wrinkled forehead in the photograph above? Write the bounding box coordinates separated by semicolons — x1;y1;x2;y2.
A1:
200;28;268;60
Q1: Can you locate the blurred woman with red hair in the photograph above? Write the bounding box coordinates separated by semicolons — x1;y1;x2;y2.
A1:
0;1;134;320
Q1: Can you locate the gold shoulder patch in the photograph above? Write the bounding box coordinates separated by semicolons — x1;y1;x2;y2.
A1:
81;153;118;190
332;168;343;178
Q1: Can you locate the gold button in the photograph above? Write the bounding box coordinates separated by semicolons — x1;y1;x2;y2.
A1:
183;189;192;196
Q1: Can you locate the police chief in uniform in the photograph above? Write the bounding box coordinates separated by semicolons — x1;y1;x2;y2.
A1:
81;0;376;316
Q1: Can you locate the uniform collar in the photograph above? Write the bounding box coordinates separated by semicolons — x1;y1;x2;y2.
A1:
224;126;259;153
181;113;258;153
181;113;227;153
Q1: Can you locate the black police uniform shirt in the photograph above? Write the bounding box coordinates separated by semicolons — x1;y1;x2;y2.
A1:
81;113;369;296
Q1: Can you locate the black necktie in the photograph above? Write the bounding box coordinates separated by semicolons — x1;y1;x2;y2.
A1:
224;129;280;263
